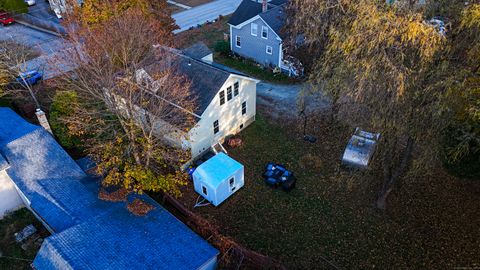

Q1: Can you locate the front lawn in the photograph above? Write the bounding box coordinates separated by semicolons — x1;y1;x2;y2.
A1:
182;112;480;269
0;208;50;270
174;16;231;49
215;53;299;84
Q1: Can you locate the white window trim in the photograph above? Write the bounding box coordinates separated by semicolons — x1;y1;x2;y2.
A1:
261;26;268;39
266;45;273;55
251;23;258;36
235;35;241;48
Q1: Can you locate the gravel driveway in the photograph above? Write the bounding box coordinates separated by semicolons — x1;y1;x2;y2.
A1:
257;82;331;119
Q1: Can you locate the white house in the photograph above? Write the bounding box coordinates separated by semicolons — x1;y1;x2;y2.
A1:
192;152;244;206
137;46;259;160
0;154;24;219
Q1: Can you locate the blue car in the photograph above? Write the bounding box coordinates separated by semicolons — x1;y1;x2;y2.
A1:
16;70;43;86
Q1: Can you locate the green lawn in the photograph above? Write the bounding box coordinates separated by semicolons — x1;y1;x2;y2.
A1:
215;54;299;84
0;209;50;270
185;113;480;269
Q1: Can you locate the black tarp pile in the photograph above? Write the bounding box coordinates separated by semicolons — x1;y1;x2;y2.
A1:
262;163;296;192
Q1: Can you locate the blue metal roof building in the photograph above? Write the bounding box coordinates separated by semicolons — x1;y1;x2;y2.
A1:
0;108;218;270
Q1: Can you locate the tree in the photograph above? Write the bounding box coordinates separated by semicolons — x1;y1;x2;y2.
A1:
286;0;447;209
69;0;176;32
0;0;28;14
55;5;195;196
441;3;480;178
0;41;42;109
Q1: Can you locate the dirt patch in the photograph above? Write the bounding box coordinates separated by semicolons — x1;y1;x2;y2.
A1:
127;199;155;216
98;188;129;202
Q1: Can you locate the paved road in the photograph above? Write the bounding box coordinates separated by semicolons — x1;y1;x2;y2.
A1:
173;0;241;33
0;23;74;79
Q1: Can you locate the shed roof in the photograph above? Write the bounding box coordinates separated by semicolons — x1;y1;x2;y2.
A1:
182;42;213;60
0;107;218;270
193;153;243;189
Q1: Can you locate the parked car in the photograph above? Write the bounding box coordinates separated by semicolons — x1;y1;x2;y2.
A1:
25;0;36;6
16;70;43;86
0;11;15;26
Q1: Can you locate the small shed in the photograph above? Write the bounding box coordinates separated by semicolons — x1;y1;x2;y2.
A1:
192;153;244;206
342;128;381;169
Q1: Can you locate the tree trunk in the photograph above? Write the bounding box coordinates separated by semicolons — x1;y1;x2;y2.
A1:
376;136;415;210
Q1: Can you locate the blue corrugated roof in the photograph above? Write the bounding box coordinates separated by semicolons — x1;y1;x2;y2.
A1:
193;153;244;189
0;107;218;269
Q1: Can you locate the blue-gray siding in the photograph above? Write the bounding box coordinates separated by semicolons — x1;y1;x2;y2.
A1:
230;18;282;68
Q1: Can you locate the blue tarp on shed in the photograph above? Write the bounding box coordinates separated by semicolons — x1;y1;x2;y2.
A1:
0;107;218;270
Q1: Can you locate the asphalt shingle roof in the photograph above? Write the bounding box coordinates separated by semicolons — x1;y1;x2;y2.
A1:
259;5;287;38
228;0;288;36
142;47;232;116
0;107;218;270
182;42;213;60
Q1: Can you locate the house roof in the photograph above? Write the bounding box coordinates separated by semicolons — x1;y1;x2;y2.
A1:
259;4;287;38
193;153;243;189
228;0;263;26
228;0;288;38
0;153;8;171
182;42;213;60
142;47;232;116
33;194;218;270
0;107;218;270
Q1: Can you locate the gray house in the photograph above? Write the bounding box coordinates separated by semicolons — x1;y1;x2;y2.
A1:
228;0;289;71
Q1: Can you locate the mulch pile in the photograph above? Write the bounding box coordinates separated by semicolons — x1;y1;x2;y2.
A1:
127;199;155;216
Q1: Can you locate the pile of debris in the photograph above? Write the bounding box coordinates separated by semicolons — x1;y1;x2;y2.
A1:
127;199;155;216
262;163;296;192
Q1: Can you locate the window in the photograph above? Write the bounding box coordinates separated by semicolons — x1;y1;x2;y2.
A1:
266;45;273;55
235;36;241;47
213;120;219;134
234;82;239;96
229;177;235;191
202;186;208;196
242;101;247;115
261;26;268;39
251;23;258;36
219;90;225;105
227;86;233;101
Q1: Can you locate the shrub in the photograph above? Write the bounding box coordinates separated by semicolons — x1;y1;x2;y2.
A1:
442;125;480;179
49;91;82;149
214;40;230;56
0;0;28;14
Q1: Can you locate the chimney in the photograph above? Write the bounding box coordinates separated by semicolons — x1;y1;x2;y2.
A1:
35;109;53;134
262;0;267;12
